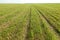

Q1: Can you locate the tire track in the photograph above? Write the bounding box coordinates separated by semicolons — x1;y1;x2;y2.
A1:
35;8;60;35
32;7;45;40
6;9;29;40
25;7;31;40
0;7;29;40
34;5;60;34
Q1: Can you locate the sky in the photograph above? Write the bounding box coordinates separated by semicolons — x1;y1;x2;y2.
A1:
0;0;60;3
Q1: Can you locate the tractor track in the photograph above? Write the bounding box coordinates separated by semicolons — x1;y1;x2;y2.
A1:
35;8;60;36
0;7;29;40
25;7;31;40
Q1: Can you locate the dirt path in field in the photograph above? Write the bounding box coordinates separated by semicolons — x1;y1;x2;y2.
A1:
36;8;60;35
15;7;31;40
24;7;32;40
0;5;60;40
31;7;60;40
0;6;31;40
7;10;29;40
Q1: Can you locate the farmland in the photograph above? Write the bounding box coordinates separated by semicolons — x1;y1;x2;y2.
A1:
0;4;60;40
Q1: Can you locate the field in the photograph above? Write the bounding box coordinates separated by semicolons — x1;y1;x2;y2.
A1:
0;4;60;40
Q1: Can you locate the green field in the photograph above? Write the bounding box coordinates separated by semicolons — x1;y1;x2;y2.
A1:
0;4;60;40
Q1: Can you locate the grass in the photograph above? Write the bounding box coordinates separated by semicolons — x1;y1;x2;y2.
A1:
0;4;60;40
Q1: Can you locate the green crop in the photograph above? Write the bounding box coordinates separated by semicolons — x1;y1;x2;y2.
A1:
0;4;60;40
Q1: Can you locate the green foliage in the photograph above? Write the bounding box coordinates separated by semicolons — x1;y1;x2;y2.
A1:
0;4;60;40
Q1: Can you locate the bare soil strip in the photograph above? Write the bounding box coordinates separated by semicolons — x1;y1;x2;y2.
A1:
24;7;32;40
36;8;60;35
